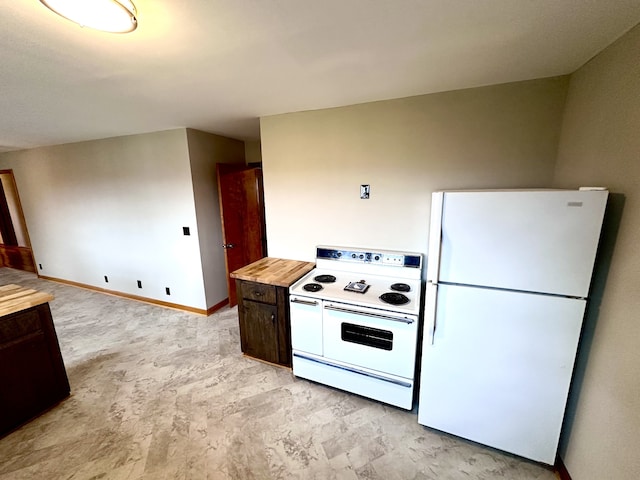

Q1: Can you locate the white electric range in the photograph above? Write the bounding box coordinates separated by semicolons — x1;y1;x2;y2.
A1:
289;246;423;409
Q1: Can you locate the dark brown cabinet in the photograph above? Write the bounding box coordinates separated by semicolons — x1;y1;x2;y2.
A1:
236;279;292;367
231;258;315;368
0;302;70;437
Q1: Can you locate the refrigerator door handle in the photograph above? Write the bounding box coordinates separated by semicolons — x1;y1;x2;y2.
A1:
425;282;438;345
427;192;444;282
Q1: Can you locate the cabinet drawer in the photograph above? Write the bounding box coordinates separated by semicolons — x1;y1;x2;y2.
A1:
239;281;276;304
0;308;42;345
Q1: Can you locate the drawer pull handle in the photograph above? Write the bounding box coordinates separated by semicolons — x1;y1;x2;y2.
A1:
324;304;414;324
291;298;318;306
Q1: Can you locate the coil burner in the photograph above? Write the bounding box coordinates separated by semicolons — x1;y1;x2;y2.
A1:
390;283;411;292
380;292;410;305
303;283;323;292
314;274;337;283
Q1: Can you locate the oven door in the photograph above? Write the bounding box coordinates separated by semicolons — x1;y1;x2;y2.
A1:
322;301;418;379
290;294;323;355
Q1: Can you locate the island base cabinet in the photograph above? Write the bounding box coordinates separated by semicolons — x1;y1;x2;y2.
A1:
236;279;292;367
0;303;70;436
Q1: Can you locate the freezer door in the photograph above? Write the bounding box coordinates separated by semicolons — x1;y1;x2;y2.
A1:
417;284;586;464
437;190;608;297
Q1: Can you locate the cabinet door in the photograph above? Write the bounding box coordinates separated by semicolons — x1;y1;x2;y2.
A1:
239;300;279;364
0;332;61;434
0;304;70;436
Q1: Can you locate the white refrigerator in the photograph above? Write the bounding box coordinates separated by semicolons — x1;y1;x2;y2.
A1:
417;188;608;465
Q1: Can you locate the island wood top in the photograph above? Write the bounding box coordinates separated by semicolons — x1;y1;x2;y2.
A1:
0;284;54;317
231;257;315;288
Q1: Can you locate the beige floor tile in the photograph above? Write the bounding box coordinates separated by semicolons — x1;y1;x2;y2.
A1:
0;268;558;480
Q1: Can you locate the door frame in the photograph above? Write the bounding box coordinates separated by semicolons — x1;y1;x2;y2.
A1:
0;169;37;273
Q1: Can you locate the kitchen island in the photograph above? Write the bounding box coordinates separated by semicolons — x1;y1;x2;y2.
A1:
0;284;70;437
231;257;314;367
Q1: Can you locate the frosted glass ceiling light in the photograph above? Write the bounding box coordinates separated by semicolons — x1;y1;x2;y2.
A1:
39;0;138;33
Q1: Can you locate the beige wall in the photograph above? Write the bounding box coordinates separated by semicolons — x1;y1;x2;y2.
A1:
186;128;245;309
0;129;209;310
0;127;249;312
244;140;262;165
553;24;640;480
260;76;568;261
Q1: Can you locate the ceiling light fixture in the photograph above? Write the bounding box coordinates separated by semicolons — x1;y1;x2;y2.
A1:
39;0;138;33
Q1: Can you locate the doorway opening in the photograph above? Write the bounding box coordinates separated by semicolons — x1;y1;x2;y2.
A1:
0;170;36;273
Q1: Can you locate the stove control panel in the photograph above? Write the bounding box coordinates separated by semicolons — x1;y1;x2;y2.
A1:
317;247;421;268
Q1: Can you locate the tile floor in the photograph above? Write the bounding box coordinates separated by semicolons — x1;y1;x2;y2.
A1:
0;268;559;479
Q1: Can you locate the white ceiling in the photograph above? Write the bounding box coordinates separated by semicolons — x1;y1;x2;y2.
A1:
2;1;640;152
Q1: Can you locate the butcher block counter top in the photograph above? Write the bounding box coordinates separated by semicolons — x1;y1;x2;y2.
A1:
231;257;315;288
0;284;54;317
231;257;315;367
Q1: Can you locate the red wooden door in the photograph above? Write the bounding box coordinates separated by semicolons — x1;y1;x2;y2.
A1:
216;164;266;306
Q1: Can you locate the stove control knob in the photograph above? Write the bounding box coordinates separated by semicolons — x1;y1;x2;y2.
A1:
374;255;380;261
352;253;357;258
359;254;364;259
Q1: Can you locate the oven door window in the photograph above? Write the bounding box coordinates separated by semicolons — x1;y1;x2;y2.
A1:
341;322;393;351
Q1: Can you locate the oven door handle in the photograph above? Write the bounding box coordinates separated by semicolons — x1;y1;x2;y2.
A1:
291;298;319;306
293;353;412;388
324;304;415;324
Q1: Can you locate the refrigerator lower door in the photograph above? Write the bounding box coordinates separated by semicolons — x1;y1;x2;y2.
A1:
418;284;586;465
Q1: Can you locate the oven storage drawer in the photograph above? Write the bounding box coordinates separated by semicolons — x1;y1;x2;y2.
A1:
322;302;418;379
292;352;414;410
239;281;276;304
290;295;323;355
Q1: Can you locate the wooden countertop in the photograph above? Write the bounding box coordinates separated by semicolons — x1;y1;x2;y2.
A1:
231;257;315;287
0;284;54;317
